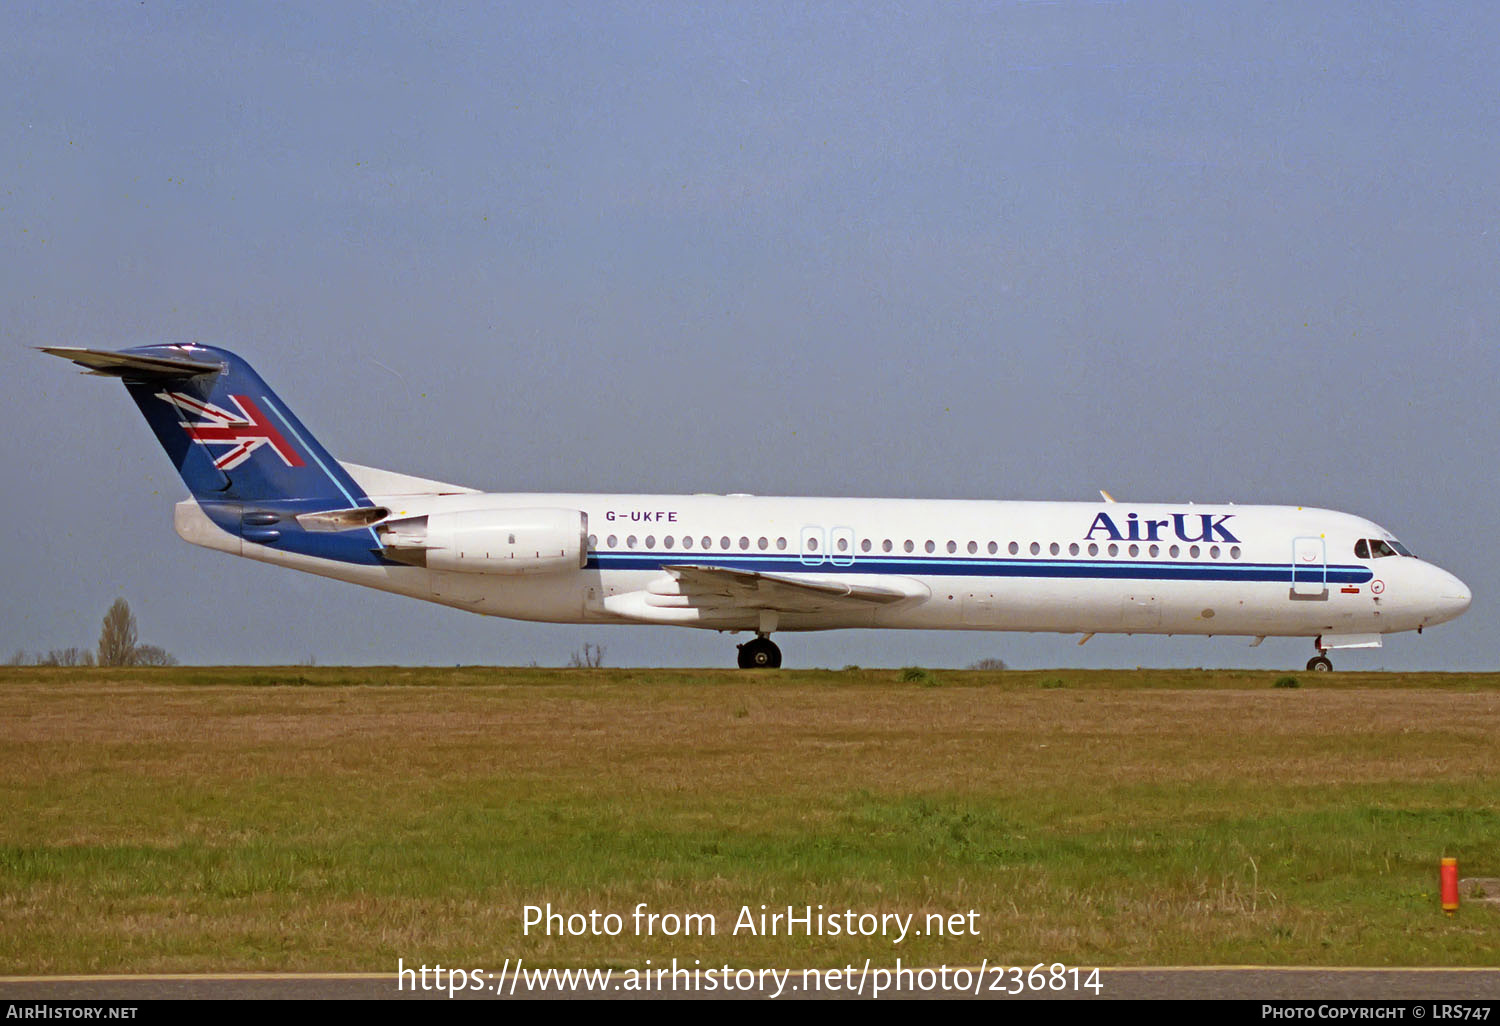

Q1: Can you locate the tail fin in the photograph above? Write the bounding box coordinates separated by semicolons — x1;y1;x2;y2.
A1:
41;344;370;509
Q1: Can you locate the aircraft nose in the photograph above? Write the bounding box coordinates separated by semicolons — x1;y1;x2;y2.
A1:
1432;569;1471;624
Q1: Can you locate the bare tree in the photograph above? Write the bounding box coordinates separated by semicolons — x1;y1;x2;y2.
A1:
567;643;606;668
41;647;95;667
132;644;178;667
967;657;1007;671
97;599;139;667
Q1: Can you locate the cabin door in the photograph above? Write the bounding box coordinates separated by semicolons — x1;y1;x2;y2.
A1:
1292;537;1328;597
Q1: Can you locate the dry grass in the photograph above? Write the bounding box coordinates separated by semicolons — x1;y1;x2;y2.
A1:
1;667;1496;972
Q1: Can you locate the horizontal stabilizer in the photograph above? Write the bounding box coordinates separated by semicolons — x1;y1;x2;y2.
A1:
39;346;222;379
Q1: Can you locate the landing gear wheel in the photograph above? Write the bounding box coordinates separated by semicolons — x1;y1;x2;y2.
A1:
737;637;782;669
1306;655;1333;672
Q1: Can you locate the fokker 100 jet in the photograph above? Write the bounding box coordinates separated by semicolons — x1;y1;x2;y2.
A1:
43;344;1471;670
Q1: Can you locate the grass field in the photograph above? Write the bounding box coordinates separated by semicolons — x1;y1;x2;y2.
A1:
2;666;1497;973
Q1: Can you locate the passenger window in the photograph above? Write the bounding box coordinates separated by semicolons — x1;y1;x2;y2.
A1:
861;539;872;553
758;537;768;550
838;537;849;552
682;536;693;549
967;541;978;554
777;537;788;550
1128;544;1139;557
1189;545;1201;558
805;537;817;551
1069;542;1080;556
1008;542;1019;555
645;535;655;549
627;535;638;548
663;536;674;549
719;536;730;549
1029;542;1041;555
1230;546;1241;559
1088;543;1099;556
947;540;957;554
739;537;750;550
607;534;618;548
1108;543;1119;556
702;536;712;549
925;540;936;554
588;534;597;549
1049;542;1060;555
988;541;998;555
1209;545;1220;559
1169;545;1180;558
1148;544;1159;557
883;539;894;553
904;540;915;553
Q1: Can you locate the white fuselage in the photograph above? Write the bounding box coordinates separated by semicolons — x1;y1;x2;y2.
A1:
44;344;1468;665
175;490;1472;647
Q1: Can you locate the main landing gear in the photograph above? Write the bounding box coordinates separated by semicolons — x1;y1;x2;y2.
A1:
737;635;782;669
1307;637;1333;672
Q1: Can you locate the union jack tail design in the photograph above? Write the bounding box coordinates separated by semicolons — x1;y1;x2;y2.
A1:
50;342;372;506
158;391;306;471
43;343;403;567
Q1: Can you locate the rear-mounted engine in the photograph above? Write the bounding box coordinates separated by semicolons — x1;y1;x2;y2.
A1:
378;508;588;574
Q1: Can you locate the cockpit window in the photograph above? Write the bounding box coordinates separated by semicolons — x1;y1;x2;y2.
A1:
1357;537;1416;559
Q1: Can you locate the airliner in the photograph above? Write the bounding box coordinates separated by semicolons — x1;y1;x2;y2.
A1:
43;344;1471;670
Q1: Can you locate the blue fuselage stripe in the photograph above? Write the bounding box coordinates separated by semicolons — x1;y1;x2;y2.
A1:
586;553;1374;585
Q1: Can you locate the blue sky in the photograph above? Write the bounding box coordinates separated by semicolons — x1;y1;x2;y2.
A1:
5;2;1497;669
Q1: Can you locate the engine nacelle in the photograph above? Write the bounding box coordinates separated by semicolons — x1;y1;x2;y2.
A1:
380;507;588;575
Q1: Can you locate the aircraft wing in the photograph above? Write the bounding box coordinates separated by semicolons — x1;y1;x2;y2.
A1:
660;564;922;612
598;563;927;625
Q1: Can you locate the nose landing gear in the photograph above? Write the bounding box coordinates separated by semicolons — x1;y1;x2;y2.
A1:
736;635;782;669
